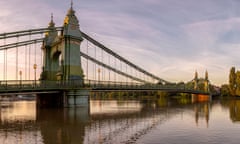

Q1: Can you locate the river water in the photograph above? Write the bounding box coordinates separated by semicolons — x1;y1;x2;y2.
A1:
0;94;240;144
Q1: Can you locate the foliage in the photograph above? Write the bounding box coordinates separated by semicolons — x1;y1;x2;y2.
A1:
229;67;236;96
185;81;194;89
220;84;230;96
235;71;240;96
224;67;240;96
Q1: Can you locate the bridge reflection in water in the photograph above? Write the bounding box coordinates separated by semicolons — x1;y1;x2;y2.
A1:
0;94;239;144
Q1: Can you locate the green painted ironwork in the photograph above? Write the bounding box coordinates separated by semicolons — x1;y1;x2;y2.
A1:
0;80;210;95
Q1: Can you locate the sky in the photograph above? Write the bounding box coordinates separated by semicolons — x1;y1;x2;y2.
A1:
1;0;240;85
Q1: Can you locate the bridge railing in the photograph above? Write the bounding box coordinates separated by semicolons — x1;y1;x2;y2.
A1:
0;79;166;90
0;80;83;91
0;80;207;94
83;79;142;88
84;80;190;91
0;80;186;90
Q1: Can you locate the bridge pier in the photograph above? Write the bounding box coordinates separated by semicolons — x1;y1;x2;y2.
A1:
36;92;64;108
63;90;90;107
36;90;90;108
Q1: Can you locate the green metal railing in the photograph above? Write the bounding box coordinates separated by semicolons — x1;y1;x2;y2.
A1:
0;80;82;93
0;80;209;95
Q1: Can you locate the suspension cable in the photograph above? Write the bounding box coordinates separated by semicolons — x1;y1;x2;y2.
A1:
34;40;37;81
16;36;19;80
5;37;7;80
94;46;96;80
101;48;104;81
41;33;43;69
81;32;168;84
34;40;37;67
3;38;6;80
0;27;63;39
108;54;110;81
29;34;31;80
80;52;147;83
114;57;116;82
86;40;89;80
25;45;27;80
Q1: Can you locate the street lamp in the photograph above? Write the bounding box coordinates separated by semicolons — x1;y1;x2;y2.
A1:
33;64;37;87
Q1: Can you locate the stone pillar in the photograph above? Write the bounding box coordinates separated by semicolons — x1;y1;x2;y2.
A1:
37;90;90;108
36;92;64;108
63;90;90;107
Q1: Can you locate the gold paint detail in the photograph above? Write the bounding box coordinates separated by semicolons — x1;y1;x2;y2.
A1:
64;17;69;24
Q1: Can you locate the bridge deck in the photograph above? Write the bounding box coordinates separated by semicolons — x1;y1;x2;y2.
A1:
0;80;210;95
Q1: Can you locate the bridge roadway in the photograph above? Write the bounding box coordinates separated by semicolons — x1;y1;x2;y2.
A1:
0;80;210;95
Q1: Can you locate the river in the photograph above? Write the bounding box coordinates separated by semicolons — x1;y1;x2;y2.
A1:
0;94;240;144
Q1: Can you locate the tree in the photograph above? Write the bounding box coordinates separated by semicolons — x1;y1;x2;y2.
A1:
235;71;240;96
229;67;236;96
221;84;230;96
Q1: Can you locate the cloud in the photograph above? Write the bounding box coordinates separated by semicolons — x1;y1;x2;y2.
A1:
1;0;240;84
179;17;240;84
76;0;240;85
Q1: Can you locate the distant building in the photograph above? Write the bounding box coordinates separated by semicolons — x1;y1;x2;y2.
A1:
193;70;209;92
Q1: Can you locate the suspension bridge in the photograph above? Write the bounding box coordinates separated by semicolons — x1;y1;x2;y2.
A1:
0;5;209;107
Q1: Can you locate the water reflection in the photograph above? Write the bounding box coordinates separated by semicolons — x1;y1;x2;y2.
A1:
1;94;240;144
37;108;89;144
194;102;210;127
0;101;39;144
229;99;240;122
90;100;142;114
0;101;36;122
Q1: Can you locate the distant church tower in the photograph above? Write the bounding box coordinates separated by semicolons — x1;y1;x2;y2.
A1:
194;71;199;90
204;70;209;92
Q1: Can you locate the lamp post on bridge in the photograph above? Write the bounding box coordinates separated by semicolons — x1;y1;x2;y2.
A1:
33;64;37;87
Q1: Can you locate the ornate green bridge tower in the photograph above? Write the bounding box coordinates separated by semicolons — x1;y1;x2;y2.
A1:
37;4;89;108
40;4;84;82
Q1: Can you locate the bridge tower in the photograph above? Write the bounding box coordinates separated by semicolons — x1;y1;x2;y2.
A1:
37;3;88;108
41;3;84;83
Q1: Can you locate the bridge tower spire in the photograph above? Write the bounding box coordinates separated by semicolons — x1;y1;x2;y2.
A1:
62;1;84;81
71;0;73;10
38;4;88;108
40;13;58;80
